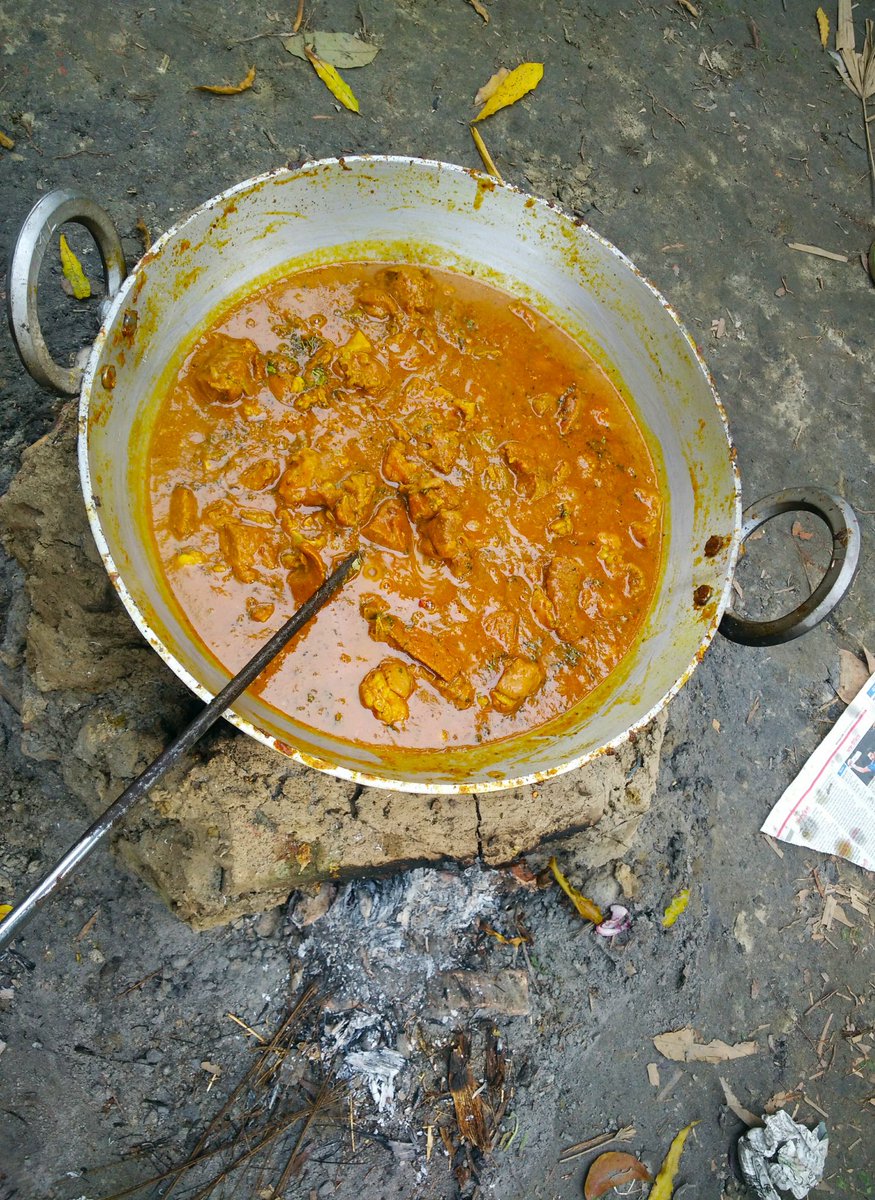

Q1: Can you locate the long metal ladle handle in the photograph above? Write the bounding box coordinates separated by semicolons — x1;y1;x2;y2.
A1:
0;552;360;955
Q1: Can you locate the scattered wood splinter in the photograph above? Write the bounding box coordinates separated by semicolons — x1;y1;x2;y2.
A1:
787;242;849;263
470;124;503;182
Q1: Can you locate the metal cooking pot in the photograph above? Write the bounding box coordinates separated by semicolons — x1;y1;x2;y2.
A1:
6;157;860;794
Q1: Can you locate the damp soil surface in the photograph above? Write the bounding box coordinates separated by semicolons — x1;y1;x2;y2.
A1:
1;2;874;1199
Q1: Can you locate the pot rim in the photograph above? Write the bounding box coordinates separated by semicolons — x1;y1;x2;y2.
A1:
77;155;742;795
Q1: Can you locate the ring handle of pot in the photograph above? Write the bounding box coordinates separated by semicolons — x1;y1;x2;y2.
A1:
719;487;861;647
6;189;127;395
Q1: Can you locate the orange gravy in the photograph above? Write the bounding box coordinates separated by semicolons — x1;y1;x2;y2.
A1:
147;263;663;751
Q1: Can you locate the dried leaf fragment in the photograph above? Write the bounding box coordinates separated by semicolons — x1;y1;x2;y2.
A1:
0;130;14;150
59;234;91;300
791;520;814;540
195;65;256;95
304;46;360;112
448;1033;491;1151
650;1121;698;1200
816;7;829;49
584;1151;651;1199
467;0;490;23
481;923;529;946
662;887;690;928
282;31;380;68
830;4;875;200
837;649;869;704
548;856;604;924
719;1076;763;1127
654;1026;758;1063
676;0;699;16
474;62;544;122
474;67;509;107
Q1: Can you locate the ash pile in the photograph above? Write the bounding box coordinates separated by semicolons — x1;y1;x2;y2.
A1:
289;862;530;1188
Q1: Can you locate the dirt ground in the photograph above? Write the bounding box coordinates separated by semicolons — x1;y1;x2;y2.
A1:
0;2;873;1198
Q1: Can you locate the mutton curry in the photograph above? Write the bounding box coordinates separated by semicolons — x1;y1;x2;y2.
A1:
147;263;663;751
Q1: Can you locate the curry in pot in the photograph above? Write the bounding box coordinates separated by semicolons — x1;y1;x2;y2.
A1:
147;263;663;751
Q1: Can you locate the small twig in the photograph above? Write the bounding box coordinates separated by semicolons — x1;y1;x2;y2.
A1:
116;965;164;997
274;1070;340;1190
647;89;686;128
292;0;305;33
53;149;112;161
226;1011;267;1043
159;984;318;1200
657;1068;684;1103
560;1124;636;1162
470;124;503;182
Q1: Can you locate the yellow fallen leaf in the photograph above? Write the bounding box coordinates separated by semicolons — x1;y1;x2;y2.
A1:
474;67;509;107
816;6;829;48
0;904;12;922
481;923;529;946
470;124;503;182
474;62;544;122
549;856;604;924
195;65;256;95
59;234;91;300
649;1121;698;1200
0;130;14;150
662;887;690;928
304;45;360;112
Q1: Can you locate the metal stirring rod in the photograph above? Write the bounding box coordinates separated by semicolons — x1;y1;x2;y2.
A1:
0;551;360;955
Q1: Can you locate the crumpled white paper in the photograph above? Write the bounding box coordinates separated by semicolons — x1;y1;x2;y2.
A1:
738;1110;828;1200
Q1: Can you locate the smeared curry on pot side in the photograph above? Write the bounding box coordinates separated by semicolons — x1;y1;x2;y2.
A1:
147;263;663;751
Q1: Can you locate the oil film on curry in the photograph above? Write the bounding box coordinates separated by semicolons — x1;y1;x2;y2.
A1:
146;261;663;752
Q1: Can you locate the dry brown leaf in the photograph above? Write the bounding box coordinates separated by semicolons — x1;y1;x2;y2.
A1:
654;1026;758;1063
719;1076;762;1126
467;0;490;23
791;520;814;540
448;1033;491;1151
676;0;699;15
647;1062;661;1086
831;3;875;200
838;649;869;704
196;65;256;95
584;1151;651;1199
474;67;510;107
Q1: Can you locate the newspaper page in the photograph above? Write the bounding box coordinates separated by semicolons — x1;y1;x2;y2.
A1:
761;670;875;872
